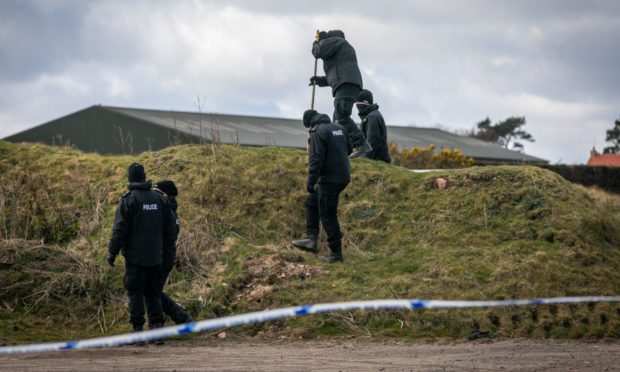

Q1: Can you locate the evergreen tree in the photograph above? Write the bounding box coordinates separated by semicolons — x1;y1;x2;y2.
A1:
603;118;620;154
470;116;534;150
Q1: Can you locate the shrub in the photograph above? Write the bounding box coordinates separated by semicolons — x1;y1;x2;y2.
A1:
389;143;475;169
541;165;620;194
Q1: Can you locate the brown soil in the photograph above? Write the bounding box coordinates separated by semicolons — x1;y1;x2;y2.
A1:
239;252;329;301
1;338;619;371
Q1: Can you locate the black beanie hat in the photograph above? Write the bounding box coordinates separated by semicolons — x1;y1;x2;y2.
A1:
127;163;146;183
154;180;178;197
303;109;318;128
356;89;373;105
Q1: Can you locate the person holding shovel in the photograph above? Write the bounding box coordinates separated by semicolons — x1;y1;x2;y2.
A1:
309;30;372;159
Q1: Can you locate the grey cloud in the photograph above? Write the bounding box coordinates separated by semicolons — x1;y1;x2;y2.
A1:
1;0;619;164
0;0;90;81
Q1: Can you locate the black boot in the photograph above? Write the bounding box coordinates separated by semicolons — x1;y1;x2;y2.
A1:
292;234;318;253
162;292;193;325
318;253;343;263
171;310;192;325
149;323;165;345
129;324;146;346
319;243;343;263
175;314;192;324
170;309;192;325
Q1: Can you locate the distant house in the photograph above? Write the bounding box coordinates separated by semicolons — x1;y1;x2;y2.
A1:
587;149;620;167
3;105;547;164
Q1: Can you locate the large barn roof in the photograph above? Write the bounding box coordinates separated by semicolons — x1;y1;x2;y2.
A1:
4;105;546;163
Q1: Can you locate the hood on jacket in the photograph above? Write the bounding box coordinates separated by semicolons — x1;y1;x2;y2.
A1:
358;103;379;118
128;181;152;191
303;110;332;128
327;30;345;39
310;113;332;127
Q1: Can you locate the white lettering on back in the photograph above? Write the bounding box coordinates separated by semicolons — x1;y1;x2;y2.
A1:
332;130;344;136
143;204;158;211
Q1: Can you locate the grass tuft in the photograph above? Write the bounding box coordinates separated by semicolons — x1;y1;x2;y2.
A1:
0;140;619;342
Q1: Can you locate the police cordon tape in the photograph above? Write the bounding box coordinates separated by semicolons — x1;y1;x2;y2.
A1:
1;296;619;354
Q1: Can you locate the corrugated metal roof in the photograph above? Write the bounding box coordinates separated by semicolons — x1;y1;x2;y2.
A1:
105;106;546;163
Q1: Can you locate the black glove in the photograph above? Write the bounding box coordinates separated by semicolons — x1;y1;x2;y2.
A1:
309;76;328;87
307;184;317;193
317;31;328;41
107;254;116;267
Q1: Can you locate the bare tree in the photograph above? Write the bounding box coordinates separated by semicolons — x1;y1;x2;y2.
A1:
231;130;240;146
51;134;72;147
114;126;134;154
194;96;206;145
209;118;221;144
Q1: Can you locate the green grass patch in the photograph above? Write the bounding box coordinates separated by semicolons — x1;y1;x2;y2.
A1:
1;140;619;343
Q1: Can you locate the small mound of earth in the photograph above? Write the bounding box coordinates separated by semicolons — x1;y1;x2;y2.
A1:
239;252;329;301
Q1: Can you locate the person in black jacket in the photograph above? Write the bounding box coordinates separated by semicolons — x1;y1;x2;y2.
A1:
310;29;372;159
107;163;175;333
355;89;391;163
152;180;192;325
292;109;351;262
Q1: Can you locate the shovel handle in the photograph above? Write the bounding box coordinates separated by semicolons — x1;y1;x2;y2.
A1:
310;30;319;109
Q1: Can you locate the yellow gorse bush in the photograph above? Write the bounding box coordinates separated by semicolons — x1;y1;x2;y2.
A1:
389;143;475;169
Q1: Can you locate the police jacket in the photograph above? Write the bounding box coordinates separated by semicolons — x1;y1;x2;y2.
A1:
307;113;352;189
108;181;175;267
312;33;363;95
359;104;391;163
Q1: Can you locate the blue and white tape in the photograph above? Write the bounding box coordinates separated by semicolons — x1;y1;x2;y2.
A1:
1;296;618;354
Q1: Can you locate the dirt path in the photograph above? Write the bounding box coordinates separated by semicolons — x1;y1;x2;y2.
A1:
1;338;619;371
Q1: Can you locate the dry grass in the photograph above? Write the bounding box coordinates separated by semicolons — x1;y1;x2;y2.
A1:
0;140;619;342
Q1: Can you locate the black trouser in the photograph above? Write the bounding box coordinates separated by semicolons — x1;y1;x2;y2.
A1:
305;182;348;252
333;83;366;148
124;260;164;327
159;267;191;324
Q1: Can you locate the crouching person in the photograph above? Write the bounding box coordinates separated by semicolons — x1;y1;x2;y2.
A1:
292;110;351;262
107;163;176;334
153;180;192;324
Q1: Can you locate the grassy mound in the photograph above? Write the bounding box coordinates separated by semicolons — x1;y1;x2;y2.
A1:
0;140;619;343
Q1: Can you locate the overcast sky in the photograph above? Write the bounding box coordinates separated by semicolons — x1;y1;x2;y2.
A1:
1;0;619;163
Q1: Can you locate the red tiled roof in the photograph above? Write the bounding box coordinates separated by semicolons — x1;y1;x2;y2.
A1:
587;154;620;167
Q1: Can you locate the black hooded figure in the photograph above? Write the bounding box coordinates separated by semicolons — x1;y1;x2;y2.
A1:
355;89;391;163
292;110;352;262
310;30;372;159
107;163;176;332
153;179;192;325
